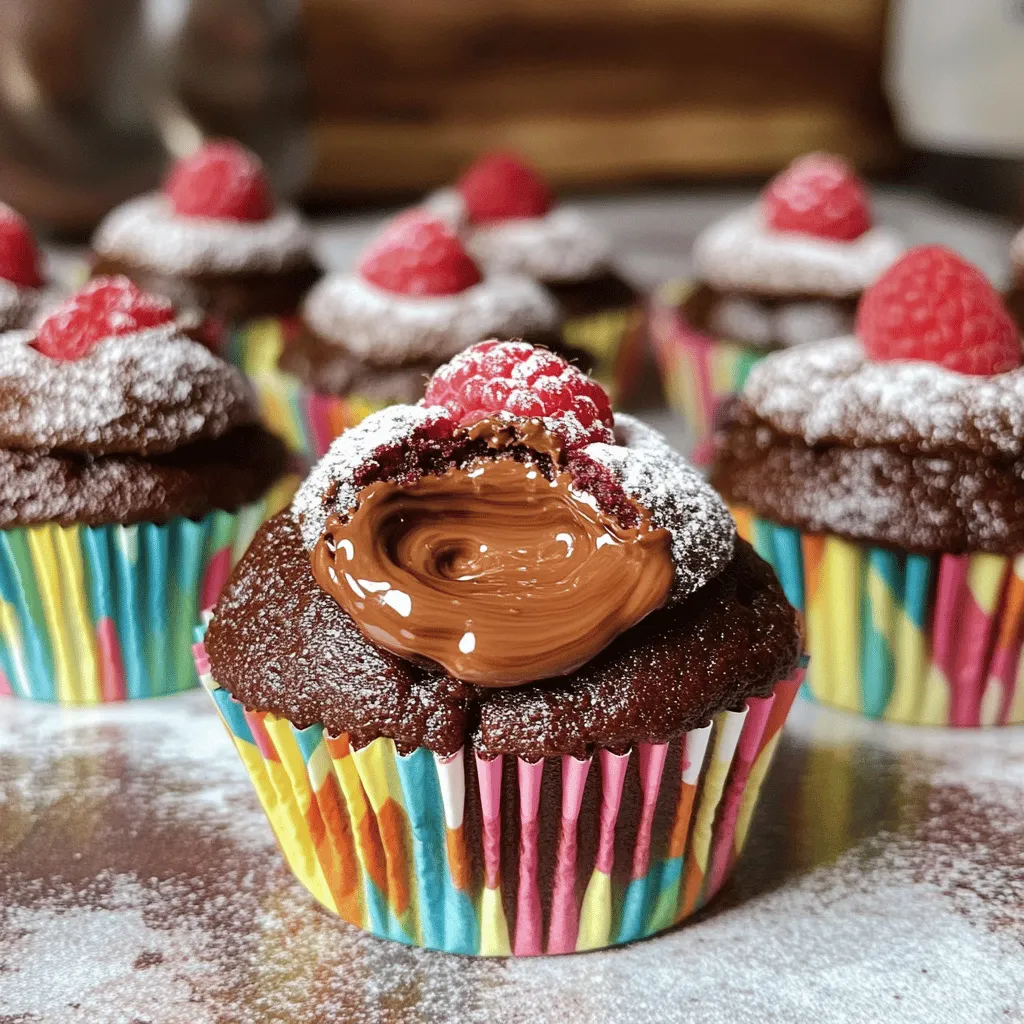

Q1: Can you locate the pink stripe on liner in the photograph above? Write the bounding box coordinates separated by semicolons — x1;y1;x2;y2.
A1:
192;640;210;678
95;617;126;702
630;743;669;881
0;668;11;696
243;709;280;761
706;698;773;897
306;392;338;458
546;756;592;954
930;556;970;725
514;758;546;956
199;548;233;614
475;753;504;890
595;749;631;876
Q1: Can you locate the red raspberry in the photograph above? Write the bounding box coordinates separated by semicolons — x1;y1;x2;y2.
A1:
0;203;43;288
857;245;1021;376
457;151;553;225
424;339;614;447
34;276;176;361
359;210;483;296
164;140;274;222
763;152;871;242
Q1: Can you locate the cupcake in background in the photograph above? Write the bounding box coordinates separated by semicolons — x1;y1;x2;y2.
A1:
426;151;646;403
713;244;1024;727
196;339;803;956
0;276;290;704
651;153;904;460
1006;224;1024;327
0;203;69;330
254;209;561;457
91;140;320;356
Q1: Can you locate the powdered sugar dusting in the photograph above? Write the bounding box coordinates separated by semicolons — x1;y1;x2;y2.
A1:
293;404;450;548
93;193;313;277
0;323;259;456
584;414;735;600
694;205;904;297
742;337;1024;456
301;272;559;364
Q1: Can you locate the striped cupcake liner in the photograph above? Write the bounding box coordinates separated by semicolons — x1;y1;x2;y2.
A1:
0;479;294;705
649;282;768;463
733;506;1024;727
231;306;647;459
196;633;802;955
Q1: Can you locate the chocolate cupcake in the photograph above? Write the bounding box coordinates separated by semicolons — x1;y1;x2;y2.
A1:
427;152;646;403
255;210;561;457
91;140;320;355
651;153;904;460
0;276;289;704
713;245;1024;727
196;339;803;956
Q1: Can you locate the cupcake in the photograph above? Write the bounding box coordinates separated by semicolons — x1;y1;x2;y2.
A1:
0;203;65;330
196;339;803;955
713;245;1024;727
0;276;290;703
91;140;320;356
651;153;904;460
256;209;561;457
426;152;646;403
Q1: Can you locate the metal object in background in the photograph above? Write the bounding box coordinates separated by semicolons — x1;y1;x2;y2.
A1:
0;0;310;234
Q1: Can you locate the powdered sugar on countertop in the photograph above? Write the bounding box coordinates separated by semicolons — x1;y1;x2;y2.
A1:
694;205;904;298
0;323;259;456
301;272;559;365
1;694;1021;1024
742;336;1024;456
93;193;313;277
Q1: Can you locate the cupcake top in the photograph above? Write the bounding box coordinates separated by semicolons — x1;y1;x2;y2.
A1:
92;141;313;278
299;210;560;367
693;153;904;300
0;276;283;527
0;204;49;332
713;245;1024;554
425;152;611;284
207;340;800;758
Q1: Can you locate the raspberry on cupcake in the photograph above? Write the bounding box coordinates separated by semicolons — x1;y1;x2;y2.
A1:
0;276;289;703
0;203;64;332
426;151;646;401
197;339;803;955
652;153;905;459
91;140;320;350
268;209;561;456
713;244;1024;726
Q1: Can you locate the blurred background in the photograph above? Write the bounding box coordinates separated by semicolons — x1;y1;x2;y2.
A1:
1;0;1022;235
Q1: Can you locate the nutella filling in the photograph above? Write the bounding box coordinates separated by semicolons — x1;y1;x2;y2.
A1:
311;454;673;686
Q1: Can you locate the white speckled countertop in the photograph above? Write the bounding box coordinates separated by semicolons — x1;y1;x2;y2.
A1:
1;190;1022;1024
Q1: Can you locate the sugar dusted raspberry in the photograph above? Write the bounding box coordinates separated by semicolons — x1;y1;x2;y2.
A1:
424;339;614;448
164;140;274;222
857;245;1022;376
358;210;483;296
457;151;553;225
0;203;43;288
34;276;175;361
763;152;871;242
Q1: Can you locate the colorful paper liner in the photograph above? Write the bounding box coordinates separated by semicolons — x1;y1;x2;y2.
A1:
649;281;768;464
732;506;1024;727
230;307;647;459
195;634;802;956
0;477;295;705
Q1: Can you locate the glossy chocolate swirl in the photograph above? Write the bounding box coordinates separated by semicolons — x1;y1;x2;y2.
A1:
311;456;673;686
